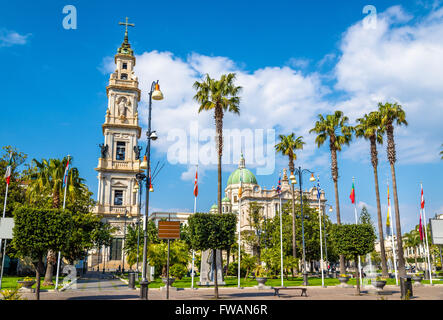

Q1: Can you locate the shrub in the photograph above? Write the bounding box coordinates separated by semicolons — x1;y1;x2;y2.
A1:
228;261;247;277
169;264;187;280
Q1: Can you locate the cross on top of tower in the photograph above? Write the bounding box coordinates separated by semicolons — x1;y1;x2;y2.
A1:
119;17;135;33
117;17;135;56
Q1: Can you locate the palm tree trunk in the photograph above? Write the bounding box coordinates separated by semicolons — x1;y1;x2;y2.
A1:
390;162;406;277
214;105;223;300
289;158;297;264
330;145;345;275
371;147;389;277
43;250;56;285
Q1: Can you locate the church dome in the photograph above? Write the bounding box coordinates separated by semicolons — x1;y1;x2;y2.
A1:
227;168;257;185
227;153;257;186
222;197;231;203
210;204;218;209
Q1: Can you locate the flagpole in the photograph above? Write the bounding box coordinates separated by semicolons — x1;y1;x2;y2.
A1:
352;177;363;287
279;195;284;287
421;184;433;285
238;195;241;289
191;195;196;289
55;155;70;291
238;167;243;289
0;152;12;289
191;165;197;290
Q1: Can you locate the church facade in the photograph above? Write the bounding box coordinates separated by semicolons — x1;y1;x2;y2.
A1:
211;154;327;234
88;26;141;271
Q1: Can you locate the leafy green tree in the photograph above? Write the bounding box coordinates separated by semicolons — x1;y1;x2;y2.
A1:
242;202;266;262
378;101;408;277
12;207;72;300
188;212;237;299
355;112;389;277
331;224;376;295
275;134;305;259
193;73;242;216
26;156;89;285
146;240;191;278
403;228;420;270
62;212;113;264
310;111;354;275
124;220;158;268
240;252;257;279
0;146;27;218
359;206;375;231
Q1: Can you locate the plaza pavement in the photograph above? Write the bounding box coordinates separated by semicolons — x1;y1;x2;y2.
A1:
21;271;443;300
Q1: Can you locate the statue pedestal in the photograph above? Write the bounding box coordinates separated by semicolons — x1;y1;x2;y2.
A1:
198;249;225;286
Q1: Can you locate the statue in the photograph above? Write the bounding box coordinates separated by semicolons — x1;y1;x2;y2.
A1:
133;146;142;160
99;144;108;159
198;249;225;286
117;97;128;118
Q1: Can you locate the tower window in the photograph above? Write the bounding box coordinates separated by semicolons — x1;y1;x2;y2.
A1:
116;142;126;160
114;190;123;206
122;63;128;69
121;73;128;80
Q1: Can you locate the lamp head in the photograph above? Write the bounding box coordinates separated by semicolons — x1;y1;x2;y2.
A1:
152;82;164;101
309;173;316;182
140;155;148;170
329;206;333;212
150;131;158;141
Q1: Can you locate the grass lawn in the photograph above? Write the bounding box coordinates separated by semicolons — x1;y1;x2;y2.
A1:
116;274;436;288
1;276;66;291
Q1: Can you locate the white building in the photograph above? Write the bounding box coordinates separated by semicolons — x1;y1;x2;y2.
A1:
88;25;141;271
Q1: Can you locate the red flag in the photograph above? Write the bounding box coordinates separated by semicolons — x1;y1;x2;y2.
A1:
420;186;425;209
4;153;12;185
419;212;424;241
193;169;198;197
349;181;355;204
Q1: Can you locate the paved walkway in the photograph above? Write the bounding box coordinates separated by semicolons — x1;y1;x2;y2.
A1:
21;272;443;300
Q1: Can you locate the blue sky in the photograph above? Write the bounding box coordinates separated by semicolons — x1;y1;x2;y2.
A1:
1;0;443;235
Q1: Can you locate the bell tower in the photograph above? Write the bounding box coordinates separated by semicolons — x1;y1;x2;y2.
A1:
93;18;141;269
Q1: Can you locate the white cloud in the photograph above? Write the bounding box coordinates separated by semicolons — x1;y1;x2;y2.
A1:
334;5;443;164
0;29;31;47
101;4;443;184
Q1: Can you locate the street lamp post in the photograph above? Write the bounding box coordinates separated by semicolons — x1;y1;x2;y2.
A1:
323;204;333;274
290;167;315;286
139;80;163;300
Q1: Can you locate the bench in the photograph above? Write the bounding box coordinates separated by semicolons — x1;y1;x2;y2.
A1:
273;287;308;297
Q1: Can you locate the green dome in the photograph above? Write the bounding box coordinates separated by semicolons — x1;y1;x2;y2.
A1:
222;197;231;203
227;168;257;186
210;204;218;209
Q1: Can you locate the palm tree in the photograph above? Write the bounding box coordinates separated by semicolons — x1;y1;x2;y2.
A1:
309;110;353;275
355;111;389;277
193;73;241;299
404;228;421;271
275;134;305;265
27;156;86;285
378;102;408;277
